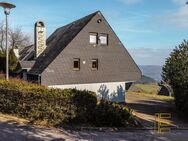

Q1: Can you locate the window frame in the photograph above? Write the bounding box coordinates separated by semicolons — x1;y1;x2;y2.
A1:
99;34;108;46
89;32;98;45
73;58;80;71
91;59;98;70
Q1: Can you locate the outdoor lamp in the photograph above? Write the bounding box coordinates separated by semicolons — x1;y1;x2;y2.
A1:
0;2;16;80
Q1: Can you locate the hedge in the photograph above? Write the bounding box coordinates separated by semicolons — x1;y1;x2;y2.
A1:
0;79;136;127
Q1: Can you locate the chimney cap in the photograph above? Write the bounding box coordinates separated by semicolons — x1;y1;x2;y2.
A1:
35;21;45;27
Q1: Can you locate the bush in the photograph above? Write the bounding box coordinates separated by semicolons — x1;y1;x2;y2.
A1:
70;89;97;124
92;100;136;127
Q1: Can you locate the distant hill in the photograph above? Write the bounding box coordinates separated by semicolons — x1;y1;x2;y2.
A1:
136;75;157;84
139;65;162;82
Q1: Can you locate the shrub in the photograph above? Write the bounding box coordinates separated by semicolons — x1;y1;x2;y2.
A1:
92;100;136;127
70;89;97;124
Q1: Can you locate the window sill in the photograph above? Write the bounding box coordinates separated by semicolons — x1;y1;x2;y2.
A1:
73;68;80;71
91;68;98;71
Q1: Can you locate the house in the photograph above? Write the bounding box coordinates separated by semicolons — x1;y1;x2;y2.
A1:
18;11;141;102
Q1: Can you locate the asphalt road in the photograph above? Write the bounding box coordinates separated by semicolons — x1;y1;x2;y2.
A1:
0;120;188;141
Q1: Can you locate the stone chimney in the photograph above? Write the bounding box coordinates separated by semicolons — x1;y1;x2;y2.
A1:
34;21;46;58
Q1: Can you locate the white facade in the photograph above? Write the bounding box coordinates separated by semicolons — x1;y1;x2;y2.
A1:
49;81;126;102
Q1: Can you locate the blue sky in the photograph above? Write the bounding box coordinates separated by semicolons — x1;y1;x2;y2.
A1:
1;0;188;65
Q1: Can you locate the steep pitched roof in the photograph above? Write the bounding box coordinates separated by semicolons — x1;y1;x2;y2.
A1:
20;61;35;69
19;45;35;61
28;11;98;75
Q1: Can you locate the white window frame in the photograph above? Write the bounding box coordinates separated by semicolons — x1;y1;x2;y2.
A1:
99;34;108;45
89;33;97;44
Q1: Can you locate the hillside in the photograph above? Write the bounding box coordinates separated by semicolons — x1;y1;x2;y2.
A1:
136;75;157;84
139;65;162;82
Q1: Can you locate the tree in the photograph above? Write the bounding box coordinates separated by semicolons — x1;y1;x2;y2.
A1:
9;27;31;50
9;49;20;72
162;40;188;116
0;49;20;74
0;22;31;75
0;51;5;72
0;22;6;52
0;22;31;52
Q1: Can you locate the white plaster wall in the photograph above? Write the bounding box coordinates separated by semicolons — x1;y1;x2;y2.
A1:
49;81;126;102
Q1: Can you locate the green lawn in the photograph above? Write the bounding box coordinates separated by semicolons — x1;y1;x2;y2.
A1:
135;84;160;94
128;84;174;102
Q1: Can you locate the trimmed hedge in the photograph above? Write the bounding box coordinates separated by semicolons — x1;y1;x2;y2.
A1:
0;79;96;126
0;79;136;127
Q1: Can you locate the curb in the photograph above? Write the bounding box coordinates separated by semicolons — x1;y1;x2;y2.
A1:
61;126;188;132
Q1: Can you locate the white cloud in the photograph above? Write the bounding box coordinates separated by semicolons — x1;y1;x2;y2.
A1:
158;5;188;28
118;0;142;5
172;0;187;5
127;48;173;65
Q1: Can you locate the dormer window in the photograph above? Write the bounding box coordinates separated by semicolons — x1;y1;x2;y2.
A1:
89;33;97;44
99;34;108;45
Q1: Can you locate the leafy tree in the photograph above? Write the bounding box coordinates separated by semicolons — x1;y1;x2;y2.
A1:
0;49;20;74
9;49;20;72
0;51;5;72
162;40;188;116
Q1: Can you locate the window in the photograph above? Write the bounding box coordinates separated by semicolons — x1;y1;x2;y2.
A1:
92;59;98;70
73;58;80;70
99;34;108;45
89;33;97;44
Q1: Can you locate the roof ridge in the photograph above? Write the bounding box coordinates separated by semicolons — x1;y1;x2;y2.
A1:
56;11;99;31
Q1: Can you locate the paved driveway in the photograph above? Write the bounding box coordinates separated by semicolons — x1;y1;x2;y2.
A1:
126;92;188;128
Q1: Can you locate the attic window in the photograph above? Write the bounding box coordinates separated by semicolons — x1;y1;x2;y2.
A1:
99;34;108;45
92;59;98;70
97;19;102;23
73;58;80;70
89;33;97;44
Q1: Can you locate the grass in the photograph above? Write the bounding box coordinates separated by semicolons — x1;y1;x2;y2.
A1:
135;84;160;94
128;84;174;102
127;91;174;102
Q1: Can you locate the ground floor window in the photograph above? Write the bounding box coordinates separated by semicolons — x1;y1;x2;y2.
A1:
73;58;80;70
92;59;98;70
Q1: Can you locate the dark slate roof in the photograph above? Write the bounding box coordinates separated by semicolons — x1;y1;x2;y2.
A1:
19;45;35;61
20;61;35;69
28;11;98;75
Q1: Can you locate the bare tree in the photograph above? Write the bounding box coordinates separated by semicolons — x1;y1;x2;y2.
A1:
0;22;5;52
0;22;31;52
